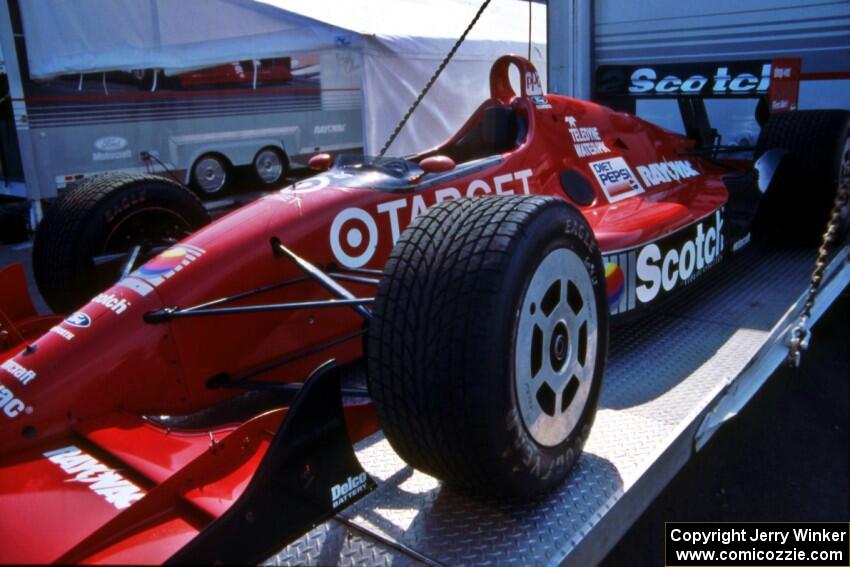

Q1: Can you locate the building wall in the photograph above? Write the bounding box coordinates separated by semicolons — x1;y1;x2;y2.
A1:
593;0;850;110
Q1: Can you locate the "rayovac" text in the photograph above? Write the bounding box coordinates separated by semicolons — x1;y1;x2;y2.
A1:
0;384;27;418
44;446;145;510
636;160;700;188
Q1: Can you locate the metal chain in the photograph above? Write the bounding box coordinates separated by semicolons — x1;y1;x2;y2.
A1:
788;141;850;367
377;0;492;158
528;0;532;61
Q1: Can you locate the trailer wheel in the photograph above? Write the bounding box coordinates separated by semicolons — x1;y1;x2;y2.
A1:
753;110;850;242
33;173;210;313
367;196;608;497
191;153;231;197
253;146;287;186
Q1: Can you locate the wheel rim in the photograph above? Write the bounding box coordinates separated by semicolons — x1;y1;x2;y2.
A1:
255;149;284;184
515;248;598;447
194;156;227;194
94;207;193;288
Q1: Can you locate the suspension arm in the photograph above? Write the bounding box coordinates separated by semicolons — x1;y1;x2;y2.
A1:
144;298;373;323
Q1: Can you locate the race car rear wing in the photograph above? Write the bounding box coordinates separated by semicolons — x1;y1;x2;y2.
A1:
593;58;802;148
594;58;800;112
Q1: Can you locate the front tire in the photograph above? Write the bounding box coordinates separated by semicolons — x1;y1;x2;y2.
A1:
33;173;210;312
367;196;608;497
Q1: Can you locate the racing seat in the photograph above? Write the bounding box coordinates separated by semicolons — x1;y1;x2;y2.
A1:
446;106;526;164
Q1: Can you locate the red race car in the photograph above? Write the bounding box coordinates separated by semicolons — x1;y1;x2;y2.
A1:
0;55;847;564
176;58;293;88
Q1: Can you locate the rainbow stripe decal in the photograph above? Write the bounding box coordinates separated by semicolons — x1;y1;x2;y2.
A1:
130;244;205;289
605;262;625;309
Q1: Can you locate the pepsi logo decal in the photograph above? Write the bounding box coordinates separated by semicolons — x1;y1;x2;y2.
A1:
589;157;645;203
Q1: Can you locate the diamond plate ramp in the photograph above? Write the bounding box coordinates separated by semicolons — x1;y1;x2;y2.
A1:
269;244;849;566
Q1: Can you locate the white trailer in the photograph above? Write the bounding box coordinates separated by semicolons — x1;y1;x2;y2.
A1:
0;0;546;223
0;1;364;211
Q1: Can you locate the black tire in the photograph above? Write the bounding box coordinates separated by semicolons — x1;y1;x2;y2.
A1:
33;173;210;313
367;196;609;497
753;109;850;243
191;153;231;198
253;146;288;186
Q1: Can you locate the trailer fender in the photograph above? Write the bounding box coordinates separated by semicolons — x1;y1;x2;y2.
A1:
170;128;298;185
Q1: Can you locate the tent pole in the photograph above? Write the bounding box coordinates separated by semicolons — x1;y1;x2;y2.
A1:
0;0;50;224
547;0;592;99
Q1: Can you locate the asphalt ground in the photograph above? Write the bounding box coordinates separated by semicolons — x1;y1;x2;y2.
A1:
600;290;850;566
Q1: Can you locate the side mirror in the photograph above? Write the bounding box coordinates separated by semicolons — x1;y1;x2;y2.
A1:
419;155;456;174
309;153;332;172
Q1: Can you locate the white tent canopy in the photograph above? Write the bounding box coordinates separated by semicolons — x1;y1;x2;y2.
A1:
18;0;546;154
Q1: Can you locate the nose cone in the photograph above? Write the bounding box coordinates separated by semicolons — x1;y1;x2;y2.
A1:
0;281;171;456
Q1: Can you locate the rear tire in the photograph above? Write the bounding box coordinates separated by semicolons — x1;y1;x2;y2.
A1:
367;196;608;497
753;110;850;242
33;173;210;312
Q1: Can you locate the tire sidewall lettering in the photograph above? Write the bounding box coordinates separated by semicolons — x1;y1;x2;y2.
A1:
105;189;147;224
504;209;603;482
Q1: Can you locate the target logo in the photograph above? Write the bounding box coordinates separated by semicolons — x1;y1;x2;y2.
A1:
330;208;379;268
287;175;331;193
328;168;534;268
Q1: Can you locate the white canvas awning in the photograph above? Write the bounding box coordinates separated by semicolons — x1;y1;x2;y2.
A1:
18;0;546;154
19;0;361;78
